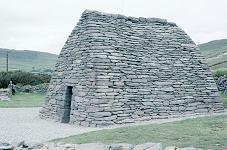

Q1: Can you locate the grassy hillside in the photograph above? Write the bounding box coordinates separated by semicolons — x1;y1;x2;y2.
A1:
0;39;226;73
198;39;227;70
0;48;58;72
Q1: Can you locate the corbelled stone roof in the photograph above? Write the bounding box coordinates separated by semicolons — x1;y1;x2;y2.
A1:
83;9;176;26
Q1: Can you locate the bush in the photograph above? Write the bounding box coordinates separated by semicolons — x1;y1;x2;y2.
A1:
0;71;51;88
212;69;227;81
17;83;49;93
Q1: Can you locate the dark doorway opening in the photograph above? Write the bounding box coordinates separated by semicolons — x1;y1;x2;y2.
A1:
61;86;73;123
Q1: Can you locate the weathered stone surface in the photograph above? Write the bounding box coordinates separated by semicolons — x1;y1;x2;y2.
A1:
110;143;134;150
0;142;204;150
73;143;110;150
40;10;224;127
177;147;203;150
0;143;13;150
15;141;25;148
80;121;90;127
164;146;177;150
90;112;112;118
133;143;163;150
28;143;45;149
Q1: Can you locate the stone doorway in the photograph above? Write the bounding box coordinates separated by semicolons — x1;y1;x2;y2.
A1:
61;86;73;123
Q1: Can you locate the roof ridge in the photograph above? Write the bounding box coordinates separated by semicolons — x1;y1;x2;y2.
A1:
82;9;176;26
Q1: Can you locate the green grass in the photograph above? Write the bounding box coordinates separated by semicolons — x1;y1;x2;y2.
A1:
0;92;45;107
221;93;227;108
52;93;227;150
53;115;227;150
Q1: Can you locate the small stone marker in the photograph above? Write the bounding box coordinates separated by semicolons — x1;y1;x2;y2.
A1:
0;89;10;101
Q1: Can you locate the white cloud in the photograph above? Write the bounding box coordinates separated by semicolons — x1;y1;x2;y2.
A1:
0;0;226;54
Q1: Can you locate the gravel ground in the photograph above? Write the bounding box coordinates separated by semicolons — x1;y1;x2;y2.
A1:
0;108;100;143
0;107;227;144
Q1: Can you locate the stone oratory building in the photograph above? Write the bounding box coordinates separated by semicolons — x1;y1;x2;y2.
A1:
40;10;224;127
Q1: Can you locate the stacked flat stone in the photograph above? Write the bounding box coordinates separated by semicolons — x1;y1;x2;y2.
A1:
0;142;204;150
40;10;224;127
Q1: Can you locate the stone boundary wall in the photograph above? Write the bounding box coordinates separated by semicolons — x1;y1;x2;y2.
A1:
40;10;224;127
0;142;203;150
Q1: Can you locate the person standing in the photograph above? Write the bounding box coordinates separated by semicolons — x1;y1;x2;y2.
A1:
8;81;16;97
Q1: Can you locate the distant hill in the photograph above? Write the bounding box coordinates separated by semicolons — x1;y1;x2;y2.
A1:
0;48;58;73
0;39;226;73
198;39;227;70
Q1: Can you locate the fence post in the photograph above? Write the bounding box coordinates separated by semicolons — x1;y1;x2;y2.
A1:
6;51;8;72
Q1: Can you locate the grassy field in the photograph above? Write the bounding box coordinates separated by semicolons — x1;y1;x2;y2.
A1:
0;92;45;107
52;92;227;150
221;93;227;108
54;115;227;150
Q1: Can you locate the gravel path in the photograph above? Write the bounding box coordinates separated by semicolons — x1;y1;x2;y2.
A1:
0;108;100;143
0;107;227;143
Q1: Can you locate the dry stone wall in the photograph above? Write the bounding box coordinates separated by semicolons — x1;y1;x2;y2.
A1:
0;142;204;150
40;10;224;127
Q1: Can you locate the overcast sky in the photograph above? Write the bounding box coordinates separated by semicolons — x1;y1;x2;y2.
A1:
0;0;227;54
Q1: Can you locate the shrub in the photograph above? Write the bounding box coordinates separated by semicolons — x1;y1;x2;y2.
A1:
0;71;51;88
212;69;227;79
